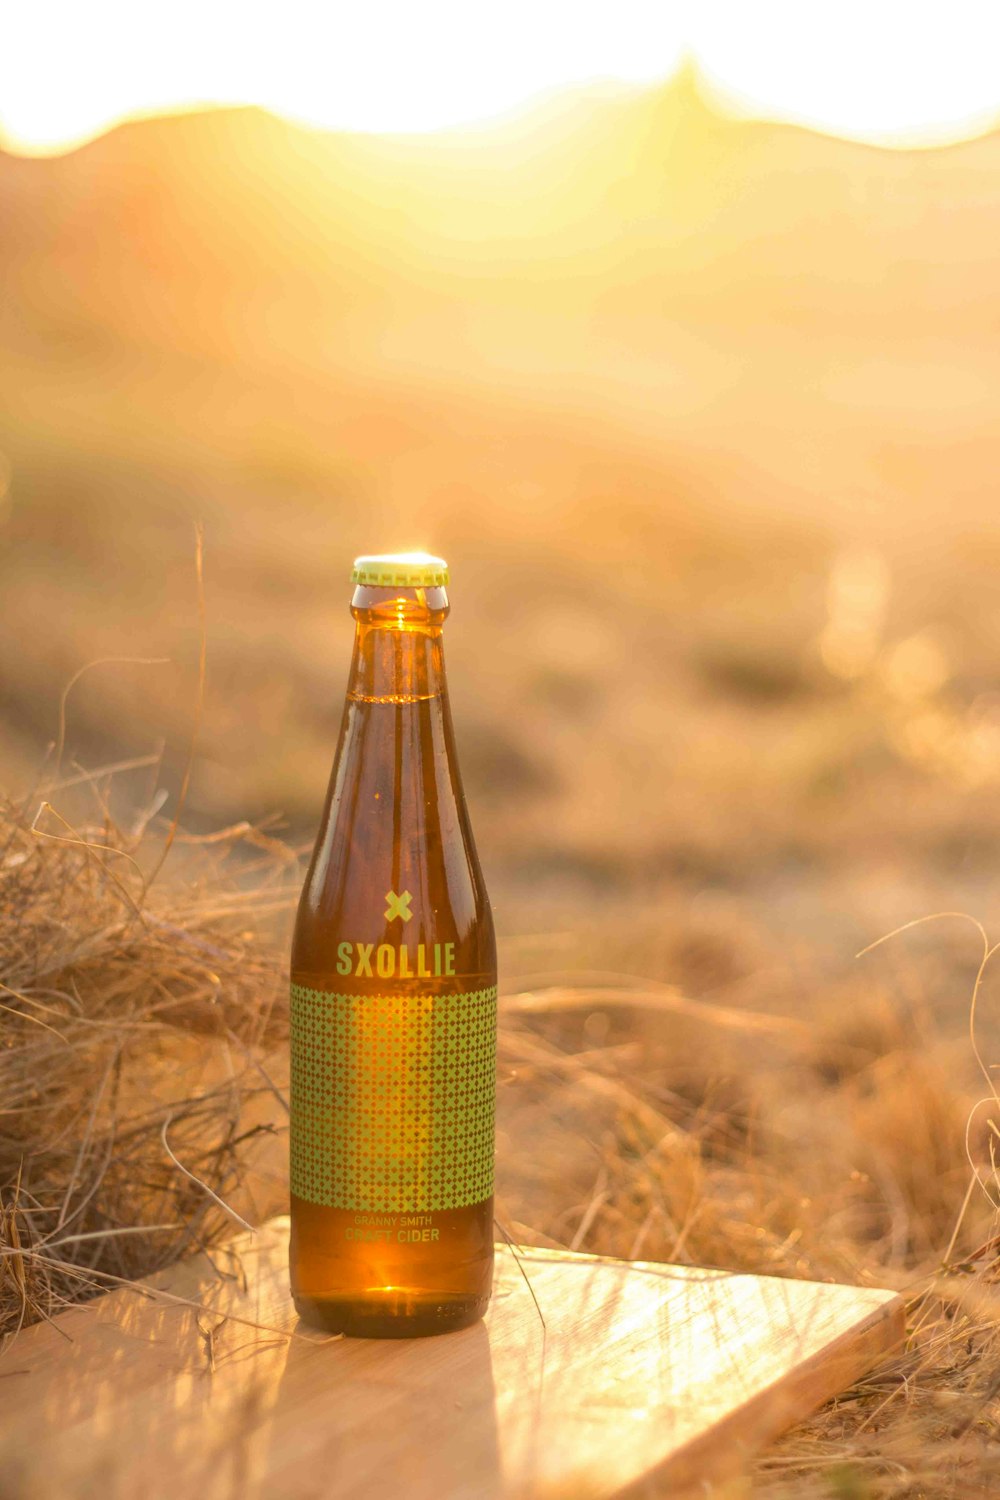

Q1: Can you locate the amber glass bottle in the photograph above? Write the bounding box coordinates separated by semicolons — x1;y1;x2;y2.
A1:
289;553;497;1337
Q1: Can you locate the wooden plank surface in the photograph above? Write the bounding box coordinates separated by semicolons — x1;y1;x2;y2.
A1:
2;1217;903;1499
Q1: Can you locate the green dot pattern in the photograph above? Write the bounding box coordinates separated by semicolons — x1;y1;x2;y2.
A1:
290;984;497;1212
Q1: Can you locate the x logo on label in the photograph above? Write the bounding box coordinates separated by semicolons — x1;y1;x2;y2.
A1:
384;889;413;923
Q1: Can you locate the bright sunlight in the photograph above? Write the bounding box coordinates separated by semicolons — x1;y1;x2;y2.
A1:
4;0;1000;153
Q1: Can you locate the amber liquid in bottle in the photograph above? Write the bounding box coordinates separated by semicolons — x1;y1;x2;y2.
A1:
289;563;496;1337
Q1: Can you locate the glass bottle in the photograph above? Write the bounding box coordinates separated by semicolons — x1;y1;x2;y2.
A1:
289;552;497;1337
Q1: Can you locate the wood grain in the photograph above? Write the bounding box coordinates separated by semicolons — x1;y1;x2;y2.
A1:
2;1217;903;1499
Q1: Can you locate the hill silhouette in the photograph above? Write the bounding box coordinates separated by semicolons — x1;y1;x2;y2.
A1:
7;69;1000;358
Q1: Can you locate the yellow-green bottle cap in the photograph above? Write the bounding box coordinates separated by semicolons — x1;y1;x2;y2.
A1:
351;552;449;588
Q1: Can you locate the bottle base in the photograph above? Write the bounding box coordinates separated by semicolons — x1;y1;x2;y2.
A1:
293;1291;490;1339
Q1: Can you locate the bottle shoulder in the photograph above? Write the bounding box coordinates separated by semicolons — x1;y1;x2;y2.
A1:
292;694;493;979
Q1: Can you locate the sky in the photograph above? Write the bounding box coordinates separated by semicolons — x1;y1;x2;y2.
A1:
4;0;1000;154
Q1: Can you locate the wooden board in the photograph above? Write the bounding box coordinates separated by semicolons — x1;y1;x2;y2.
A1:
2;1217;903;1499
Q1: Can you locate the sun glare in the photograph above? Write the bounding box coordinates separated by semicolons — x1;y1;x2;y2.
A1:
3;0;1000;153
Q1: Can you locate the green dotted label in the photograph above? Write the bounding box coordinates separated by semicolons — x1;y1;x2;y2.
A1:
290;983;497;1212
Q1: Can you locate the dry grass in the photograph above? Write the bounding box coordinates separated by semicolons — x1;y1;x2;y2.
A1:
0;764;292;1342
494;955;1000;1497
5;770;1000;1495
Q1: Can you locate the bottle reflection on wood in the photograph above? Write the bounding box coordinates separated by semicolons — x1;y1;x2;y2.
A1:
290;553;497;1337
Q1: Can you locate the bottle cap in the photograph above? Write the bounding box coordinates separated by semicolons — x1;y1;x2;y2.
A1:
351;552;450;588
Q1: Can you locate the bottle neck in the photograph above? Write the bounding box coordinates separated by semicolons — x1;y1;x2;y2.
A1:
347;584;450;704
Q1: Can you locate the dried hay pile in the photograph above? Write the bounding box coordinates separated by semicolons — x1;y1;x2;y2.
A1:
0;770;292;1341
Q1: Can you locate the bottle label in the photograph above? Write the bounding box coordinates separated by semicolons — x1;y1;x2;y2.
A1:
290;983;497;1213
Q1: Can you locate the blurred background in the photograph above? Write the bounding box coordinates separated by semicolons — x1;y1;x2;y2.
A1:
12;10;1000;1486
5;0;1000;981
